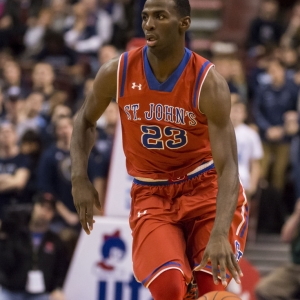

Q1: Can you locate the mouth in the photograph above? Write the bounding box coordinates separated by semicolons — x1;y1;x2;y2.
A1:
146;35;158;47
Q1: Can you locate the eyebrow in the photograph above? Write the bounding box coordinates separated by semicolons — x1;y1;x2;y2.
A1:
142;9;169;15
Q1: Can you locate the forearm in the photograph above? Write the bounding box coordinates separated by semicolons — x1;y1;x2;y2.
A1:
281;213;300;243
71;111;97;181
0;175;22;192
212;165;240;236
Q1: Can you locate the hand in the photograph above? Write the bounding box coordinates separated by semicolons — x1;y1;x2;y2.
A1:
64;211;79;226
49;289;65;300
72;178;101;235
294;199;300;218
196;234;242;287
266;126;284;141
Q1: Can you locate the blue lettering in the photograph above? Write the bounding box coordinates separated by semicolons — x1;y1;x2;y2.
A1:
131;104;140;121
185;111;197;126
145;103;154;120
175;108;185;125
164;105;174;123
124;105;131;120
155;104;163;121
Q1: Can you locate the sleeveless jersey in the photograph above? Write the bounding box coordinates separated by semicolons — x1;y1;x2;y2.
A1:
117;46;214;180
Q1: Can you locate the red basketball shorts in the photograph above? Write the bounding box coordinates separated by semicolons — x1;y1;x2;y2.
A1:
129;163;248;288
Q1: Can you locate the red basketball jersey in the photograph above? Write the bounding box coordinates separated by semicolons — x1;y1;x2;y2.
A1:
117;46;214;180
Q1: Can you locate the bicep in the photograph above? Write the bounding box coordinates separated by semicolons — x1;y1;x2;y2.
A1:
79;58;119;126
199;69;238;173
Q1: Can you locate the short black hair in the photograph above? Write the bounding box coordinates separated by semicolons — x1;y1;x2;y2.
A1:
173;0;191;17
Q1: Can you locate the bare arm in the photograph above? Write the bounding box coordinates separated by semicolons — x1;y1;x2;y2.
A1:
197;68;242;286
201;68;239;238
70;57;119;234
0;169;30;192
281;200;300;243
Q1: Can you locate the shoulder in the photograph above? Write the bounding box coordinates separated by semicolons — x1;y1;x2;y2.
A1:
199;67;231;117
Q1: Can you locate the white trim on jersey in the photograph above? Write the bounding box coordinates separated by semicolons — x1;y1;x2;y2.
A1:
145;267;185;288
198;64;215;114
236;179;248;236
116;54;122;103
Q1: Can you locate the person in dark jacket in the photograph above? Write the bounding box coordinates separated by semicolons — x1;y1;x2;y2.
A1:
0;193;67;300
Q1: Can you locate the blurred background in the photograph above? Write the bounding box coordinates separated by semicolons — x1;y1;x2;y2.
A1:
0;0;300;299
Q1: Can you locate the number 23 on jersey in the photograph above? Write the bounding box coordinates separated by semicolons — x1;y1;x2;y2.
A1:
141;125;188;150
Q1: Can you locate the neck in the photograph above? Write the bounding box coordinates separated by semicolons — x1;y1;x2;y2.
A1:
0;145;18;158
147;44;186;83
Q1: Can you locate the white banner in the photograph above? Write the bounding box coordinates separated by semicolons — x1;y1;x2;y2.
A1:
104;121;133;218
64;217;152;300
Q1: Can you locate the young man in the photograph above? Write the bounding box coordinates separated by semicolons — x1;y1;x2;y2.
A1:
70;0;248;298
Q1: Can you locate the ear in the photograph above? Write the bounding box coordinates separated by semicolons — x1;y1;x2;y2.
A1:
180;16;191;31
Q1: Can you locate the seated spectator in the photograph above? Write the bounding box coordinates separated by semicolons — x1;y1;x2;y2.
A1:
247;0;283;57
17;92;47;138
0;122;31;220
20;130;43;202
1;87;26;132
64;0;113;55
2;60;28;97
34;30;78;70
49;0;71;34
255;199;300;300
31;62;62;115
23;8;52;56
0;193;67;300
230;101;263;200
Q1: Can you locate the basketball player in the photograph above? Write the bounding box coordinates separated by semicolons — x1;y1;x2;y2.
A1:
70;0;248;298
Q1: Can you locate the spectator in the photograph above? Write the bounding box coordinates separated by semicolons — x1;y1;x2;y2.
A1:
23;8;52;56
0;122;31;220
20;130;43;202
64;0;113;55
1;87;26;128
231;58;248;104
230;101;263;200
253;58;298;193
17;92;47;139
31;62;62;115
0;193;67;300
255;199;300;300
37;116;96;230
247;0;283;57
2;60;28;97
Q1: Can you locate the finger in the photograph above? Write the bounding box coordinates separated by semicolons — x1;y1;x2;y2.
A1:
94;194;102;212
219;258;228;287
79;206;90;235
86;202;94;232
211;258;219;285
232;253;243;277
196;253;209;271
227;255;240;284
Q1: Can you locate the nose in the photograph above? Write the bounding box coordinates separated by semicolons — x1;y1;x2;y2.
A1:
144;16;155;31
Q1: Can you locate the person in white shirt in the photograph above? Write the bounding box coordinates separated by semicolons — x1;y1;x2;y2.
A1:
230;101;264;200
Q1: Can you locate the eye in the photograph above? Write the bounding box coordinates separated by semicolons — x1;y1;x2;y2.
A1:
142;14;148;21
157;14;165;20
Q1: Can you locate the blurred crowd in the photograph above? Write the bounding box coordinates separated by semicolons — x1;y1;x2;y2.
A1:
0;0;300;299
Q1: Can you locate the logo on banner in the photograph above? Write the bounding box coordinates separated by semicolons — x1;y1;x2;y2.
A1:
96;230;126;271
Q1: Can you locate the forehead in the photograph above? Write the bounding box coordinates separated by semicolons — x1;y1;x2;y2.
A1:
143;0;176;13
0;123;15;133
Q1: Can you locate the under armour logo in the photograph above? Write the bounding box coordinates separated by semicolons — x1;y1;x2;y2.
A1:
137;210;147;218
132;82;142;90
